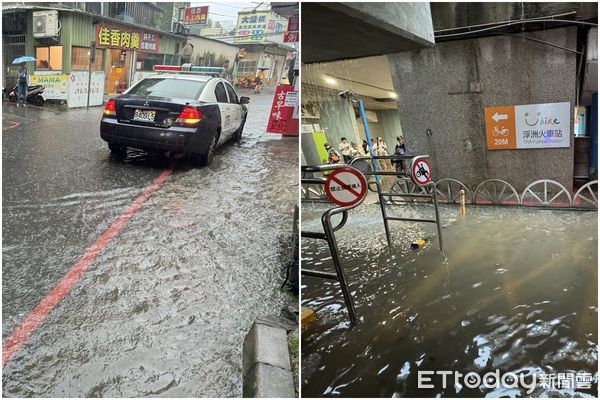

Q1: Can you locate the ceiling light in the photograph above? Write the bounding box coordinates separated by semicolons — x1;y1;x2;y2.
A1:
324;76;337;85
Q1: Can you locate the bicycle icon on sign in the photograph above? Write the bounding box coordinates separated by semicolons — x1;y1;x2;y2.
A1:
493;126;510;136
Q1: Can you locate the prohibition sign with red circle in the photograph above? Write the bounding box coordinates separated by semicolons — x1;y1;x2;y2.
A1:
412;158;433;186
324;168;368;207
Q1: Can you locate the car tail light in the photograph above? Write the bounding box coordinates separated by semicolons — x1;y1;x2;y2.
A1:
176;107;202;126
103;99;116;117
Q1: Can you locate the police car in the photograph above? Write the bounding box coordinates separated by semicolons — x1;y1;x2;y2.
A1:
100;64;249;166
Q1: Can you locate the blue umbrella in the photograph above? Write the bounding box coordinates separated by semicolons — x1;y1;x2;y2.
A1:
12;56;36;64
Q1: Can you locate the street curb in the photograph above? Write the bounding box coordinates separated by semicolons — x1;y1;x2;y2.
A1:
242;321;295;398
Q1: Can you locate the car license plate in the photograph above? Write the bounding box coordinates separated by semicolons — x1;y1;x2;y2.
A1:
133;109;156;122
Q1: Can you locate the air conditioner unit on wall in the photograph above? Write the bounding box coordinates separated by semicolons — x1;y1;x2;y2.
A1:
33;10;59;38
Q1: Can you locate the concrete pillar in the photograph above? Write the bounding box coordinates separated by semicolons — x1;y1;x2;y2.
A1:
377;109;405;151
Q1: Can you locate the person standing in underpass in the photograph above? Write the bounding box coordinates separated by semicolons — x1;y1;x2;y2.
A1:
324;143;342;164
392;135;407;173
338;137;352;163
376;136;391;169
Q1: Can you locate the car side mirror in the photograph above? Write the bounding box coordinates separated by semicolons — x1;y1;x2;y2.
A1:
239;96;250;105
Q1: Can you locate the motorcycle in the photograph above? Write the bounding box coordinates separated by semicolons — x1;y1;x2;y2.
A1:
6;84;45;106
235;77;257;89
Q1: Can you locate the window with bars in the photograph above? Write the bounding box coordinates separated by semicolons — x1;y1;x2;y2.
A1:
237;60;258;77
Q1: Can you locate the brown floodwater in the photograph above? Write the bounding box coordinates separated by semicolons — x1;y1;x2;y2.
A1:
301;203;597;397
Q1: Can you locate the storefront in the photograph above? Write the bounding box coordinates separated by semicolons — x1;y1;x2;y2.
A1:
233;42;294;85
2;5;185;104
93;23;164;95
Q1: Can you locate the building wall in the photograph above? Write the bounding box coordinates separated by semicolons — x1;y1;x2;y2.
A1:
388;26;577;191
59;12;95;74
318;100;359;148
186;35;238;76
431;2;598;31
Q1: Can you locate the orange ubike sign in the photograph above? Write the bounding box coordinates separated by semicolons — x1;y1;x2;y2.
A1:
484;106;516;150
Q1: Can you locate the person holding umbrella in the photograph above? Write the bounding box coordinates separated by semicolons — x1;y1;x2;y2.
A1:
17;62;29;106
254;68;267;94
12;56;36;106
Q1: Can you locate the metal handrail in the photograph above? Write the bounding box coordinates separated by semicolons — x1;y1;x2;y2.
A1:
300;164;368;323
350;155;444;251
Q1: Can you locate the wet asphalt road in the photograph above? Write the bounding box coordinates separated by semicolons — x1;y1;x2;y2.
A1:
2;90;298;397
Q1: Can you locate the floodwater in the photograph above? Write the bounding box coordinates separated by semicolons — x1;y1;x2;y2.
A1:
301;202;597;397
3;92;298;397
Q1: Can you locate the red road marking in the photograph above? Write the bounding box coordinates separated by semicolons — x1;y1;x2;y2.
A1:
2;168;172;367
3;121;21;130
331;175;361;198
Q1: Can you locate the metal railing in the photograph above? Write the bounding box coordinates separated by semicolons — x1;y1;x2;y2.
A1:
350;155;445;251
301;164;367;323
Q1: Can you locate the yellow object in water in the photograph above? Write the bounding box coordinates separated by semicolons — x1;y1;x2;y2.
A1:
301;307;317;327
460;189;467;215
411;239;427;249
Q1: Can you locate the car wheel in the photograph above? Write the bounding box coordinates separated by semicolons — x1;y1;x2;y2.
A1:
198;133;218;166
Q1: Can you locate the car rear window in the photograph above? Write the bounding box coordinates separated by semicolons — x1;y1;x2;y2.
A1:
127;78;206;99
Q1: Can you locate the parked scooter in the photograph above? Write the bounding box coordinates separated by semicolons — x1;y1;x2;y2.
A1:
7;84;45;106
235;77;257;89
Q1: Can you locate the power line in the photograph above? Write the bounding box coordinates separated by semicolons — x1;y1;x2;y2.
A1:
435;18;598;39
208;11;238;18
200;2;250;10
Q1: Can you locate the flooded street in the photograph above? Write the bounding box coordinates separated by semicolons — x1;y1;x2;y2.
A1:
301;202;597;397
2;90;298;397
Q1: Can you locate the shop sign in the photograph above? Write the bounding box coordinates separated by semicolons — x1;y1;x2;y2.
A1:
288;16;299;32
235;11;287;44
95;24;160;53
67;71;105;108
484;102;571;150
30;74;68;100
183;6;208;25
267;84;299;136
284;31;299;43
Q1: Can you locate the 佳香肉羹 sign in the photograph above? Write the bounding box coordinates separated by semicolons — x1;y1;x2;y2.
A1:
484;102;571;150
95;24;160;53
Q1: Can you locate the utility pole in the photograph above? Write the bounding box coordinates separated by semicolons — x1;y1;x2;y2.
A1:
86;40;95;109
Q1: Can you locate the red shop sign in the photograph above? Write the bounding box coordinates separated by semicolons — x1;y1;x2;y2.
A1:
283;31;299;43
183;6;209;25
267;84;299;136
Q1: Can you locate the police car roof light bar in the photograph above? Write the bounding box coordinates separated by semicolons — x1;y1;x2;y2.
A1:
153;65;225;77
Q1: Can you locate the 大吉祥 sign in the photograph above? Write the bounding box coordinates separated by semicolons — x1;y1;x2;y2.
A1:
95;24;160;53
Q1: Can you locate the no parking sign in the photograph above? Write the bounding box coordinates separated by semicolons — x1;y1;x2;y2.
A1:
410;157;433;186
325;168;367;207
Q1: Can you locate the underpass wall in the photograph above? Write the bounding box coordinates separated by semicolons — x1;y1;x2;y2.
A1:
389;27;577;192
